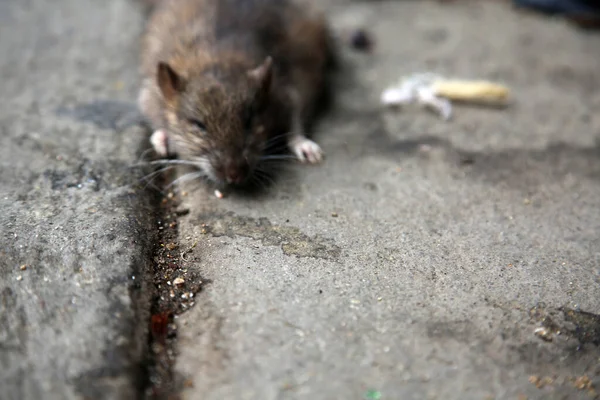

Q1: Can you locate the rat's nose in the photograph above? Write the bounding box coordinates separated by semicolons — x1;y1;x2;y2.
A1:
224;163;248;184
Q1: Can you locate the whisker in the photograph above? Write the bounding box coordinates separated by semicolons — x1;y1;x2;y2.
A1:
165;171;207;189
135;165;173;192
256;161;295;173
137;165;178;184
133;171;169;194
131;159;201;168
141;170;175;192
253;169;276;188
259;155;297;161
264;141;292;153
249;174;267;190
255;168;296;186
136;147;156;163
183;179;207;195
260;156;296;163
142;179;167;194
264;131;293;146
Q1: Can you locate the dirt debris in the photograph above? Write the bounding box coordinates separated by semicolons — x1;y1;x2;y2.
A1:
534;326;553;342
529;375;555;389
144;183;206;400
173;277;185;286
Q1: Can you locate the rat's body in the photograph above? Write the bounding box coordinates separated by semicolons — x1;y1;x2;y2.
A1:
138;0;335;189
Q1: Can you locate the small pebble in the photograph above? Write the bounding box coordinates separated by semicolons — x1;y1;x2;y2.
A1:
19;264;27;271
331;212;338;217
16;275;22;281
215;189;224;199
534;327;553;342
529;375;554;389
573;375;592;390
173;277;185;286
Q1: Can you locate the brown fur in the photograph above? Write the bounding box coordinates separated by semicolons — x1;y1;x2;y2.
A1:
138;0;335;186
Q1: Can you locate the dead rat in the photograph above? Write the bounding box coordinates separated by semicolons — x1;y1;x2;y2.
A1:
138;0;335;196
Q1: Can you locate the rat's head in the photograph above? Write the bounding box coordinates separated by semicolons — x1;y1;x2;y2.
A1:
156;56;274;186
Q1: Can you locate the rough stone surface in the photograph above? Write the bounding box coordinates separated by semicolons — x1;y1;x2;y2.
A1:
0;1;155;399
171;1;600;399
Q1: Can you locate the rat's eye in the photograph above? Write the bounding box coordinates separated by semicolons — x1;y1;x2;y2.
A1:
188;119;206;132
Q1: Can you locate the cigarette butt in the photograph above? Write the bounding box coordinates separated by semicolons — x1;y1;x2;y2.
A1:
431;80;510;104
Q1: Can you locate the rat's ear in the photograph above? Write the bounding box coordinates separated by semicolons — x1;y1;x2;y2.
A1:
247;56;273;92
157;62;185;101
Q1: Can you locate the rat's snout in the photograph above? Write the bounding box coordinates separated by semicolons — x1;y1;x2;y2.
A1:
223;161;250;185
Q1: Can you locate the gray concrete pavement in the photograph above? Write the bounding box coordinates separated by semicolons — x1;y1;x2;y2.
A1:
0;1;154;399
171;1;600;399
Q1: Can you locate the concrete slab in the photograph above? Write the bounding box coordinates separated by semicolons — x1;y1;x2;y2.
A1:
0;0;155;399
170;1;600;399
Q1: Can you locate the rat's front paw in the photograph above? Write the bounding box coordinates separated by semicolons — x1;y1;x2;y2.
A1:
150;129;169;157
290;136;324;164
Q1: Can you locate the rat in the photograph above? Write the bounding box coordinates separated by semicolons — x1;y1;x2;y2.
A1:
137;0;336;194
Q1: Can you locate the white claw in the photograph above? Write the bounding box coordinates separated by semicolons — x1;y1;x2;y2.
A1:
150;129;169;157
290;136;324;164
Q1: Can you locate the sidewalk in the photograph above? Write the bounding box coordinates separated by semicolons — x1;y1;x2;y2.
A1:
0;0;154;399
171;1;600;399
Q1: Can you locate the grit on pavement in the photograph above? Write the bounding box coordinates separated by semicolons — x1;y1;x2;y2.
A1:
1;0;600;400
